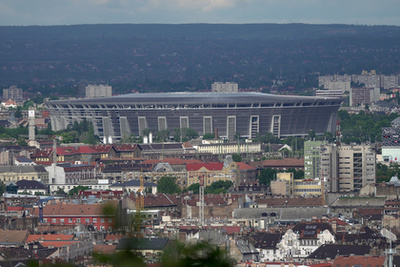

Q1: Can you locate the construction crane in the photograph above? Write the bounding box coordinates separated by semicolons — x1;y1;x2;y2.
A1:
36;197;54;223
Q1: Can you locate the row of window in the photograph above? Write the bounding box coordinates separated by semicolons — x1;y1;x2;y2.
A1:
43;217;113;224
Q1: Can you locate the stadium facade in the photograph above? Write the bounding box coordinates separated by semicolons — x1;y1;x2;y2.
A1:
46;92;342;142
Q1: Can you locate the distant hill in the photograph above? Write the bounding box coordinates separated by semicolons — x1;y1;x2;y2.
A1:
0;23;399;96
1;23;400;40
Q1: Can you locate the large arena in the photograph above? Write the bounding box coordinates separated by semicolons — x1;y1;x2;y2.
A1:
46;92;342;142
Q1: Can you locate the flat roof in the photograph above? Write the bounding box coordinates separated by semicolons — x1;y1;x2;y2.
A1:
47;92;341;105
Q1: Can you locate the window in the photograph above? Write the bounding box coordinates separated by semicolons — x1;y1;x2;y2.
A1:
85;218;90;224
93;218;97;223
101;218;105;223
52;219;56;223
77;218;81;223
68;218;73;223
60;219;64;224
108;218;113;223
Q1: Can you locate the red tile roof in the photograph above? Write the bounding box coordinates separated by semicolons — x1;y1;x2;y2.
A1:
113;144;138;151
31;202;116;216
78;146;101;154
144;194;179;207
236;162;256;170
141;158;204;165
186;162;224;171
332;255;385;266
26;234;74;243
261;158;304;167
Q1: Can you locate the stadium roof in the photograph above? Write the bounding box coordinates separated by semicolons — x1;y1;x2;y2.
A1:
47;92;340;105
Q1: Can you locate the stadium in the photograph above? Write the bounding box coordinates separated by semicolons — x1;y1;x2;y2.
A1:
46;92;342;142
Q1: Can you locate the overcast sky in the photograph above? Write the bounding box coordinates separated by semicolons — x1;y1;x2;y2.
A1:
0;0;399;26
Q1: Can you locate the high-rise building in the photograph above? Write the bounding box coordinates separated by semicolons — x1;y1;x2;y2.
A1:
85;85;112;98
320;144;376;193
3;86;23;100
350;87;380;106
304;140;323;180
211;82;238;93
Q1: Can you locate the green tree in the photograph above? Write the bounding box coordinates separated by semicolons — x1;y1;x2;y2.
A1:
258;168;277;185
232;153;242;162
0;182;5;196
205;180;233;194
183;183;200;194
157;175;181;194
202;133;215;140
68;186;90;196
15;106;22;119
54;188;66;196
174;128;199;142
162;241;235;267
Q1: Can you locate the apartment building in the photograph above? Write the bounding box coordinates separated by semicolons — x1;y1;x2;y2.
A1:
304;140;323;180
85;84;112;98
320;144;376;193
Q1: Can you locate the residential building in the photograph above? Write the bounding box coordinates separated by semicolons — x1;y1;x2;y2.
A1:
16;180;47;195
2;86;23;101
116;237;170;263
186;158;255;187
45;162;97;185
249;158;304;171
350;87;380;106
315;89;343;98
109;180;157;194
382;119;400;162
31;202;115;230
211;82;238;93
271;173;322;196
318;75;352;91
332;255;385;267
195;140;261;155
278;221;335;258
14;156;35;166
0;165;49;184
49;179;111;195
85;84;112;98
304;140;323;180
320;143;376;193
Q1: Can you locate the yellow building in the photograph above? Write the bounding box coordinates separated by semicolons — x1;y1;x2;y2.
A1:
271;172;322;196
0;165;49;184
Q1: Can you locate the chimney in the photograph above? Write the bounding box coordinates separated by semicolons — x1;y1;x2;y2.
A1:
332;220;337;233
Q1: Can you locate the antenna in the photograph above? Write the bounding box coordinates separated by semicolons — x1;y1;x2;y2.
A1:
380;228;397;267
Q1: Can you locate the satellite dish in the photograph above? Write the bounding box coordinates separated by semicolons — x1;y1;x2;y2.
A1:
380;228;397;242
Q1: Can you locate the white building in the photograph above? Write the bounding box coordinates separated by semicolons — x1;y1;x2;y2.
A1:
85;85;112;98
211;82;238;93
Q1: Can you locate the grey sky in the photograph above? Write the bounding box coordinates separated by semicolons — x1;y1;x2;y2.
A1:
0;0;399;26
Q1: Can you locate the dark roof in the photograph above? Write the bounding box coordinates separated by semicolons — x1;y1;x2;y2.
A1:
16;180;47;190
15;156;33;163
251;232;282;249
308;244;370;259
139;143;183;151
0;165;47;173
291;222;334;239
47;92;339;106
116;237;169;251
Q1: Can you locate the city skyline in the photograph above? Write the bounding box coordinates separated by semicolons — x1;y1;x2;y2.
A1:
0;0;399;26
